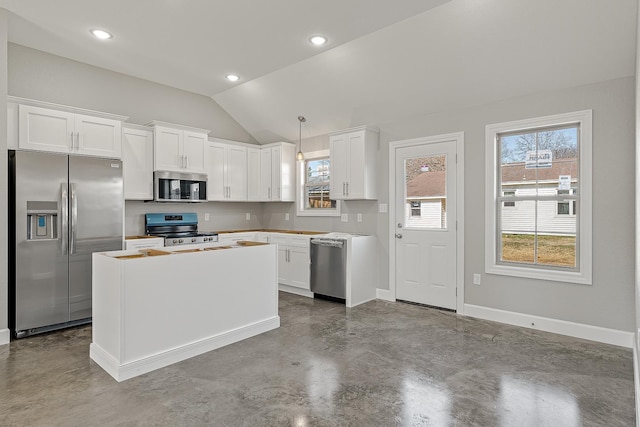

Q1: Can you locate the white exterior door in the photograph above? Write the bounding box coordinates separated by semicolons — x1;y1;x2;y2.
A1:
394;139;457;309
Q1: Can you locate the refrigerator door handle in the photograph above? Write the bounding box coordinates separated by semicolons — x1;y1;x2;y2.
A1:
61;183;69;255
70;183;78;255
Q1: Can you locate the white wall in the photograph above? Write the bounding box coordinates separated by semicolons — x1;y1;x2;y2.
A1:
0;10;9;342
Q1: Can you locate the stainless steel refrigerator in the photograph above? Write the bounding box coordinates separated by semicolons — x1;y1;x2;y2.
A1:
9;150;124;338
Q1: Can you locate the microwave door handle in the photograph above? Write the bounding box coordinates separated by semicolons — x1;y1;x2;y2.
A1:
70;183;77;255
60;183;68;255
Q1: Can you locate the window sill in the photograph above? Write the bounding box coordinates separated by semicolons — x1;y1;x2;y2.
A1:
485;263;592;285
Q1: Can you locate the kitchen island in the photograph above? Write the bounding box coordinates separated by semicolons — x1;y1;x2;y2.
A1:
90;242;279;382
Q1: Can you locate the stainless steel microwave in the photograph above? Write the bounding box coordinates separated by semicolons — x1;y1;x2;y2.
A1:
154;171;207;202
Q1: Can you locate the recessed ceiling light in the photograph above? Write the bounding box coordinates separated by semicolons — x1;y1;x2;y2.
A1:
226;74;240;82
309;35;327;46
90;29;113;40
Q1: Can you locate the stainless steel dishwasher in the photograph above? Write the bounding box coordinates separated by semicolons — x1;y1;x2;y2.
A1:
310;236;348;301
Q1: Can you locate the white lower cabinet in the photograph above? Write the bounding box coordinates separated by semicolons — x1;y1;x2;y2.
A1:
124;237;164;250
218;232;257;244
270;234;310;290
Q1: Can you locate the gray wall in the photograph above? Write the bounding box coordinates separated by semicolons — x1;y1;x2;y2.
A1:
280;77;635;332
3;42;635;336
8;43;257;143
0;10;8;337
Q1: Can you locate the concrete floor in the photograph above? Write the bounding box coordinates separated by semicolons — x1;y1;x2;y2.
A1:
0;292;635;426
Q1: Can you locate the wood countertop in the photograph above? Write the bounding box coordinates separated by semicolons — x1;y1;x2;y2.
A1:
214;229;328;235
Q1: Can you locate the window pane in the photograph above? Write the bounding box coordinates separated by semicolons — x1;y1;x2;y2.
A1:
536;200;576;267
500;127;579;197
405;155;446;229
500;200;536;264
304;157;337;210
497;124;579;270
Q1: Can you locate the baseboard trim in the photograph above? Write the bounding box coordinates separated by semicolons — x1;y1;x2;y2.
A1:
0;328;10;345
90;316;280;382
376;288;394;301
463;304;633;348
278;284;313;298
633;335;639;427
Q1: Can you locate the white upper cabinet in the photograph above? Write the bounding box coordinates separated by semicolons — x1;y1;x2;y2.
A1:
16;101;125;159
255;142;295;202
247;147;261;201
148;121;209;174
123;124;154;200
206;139;247;201
329;126;379;200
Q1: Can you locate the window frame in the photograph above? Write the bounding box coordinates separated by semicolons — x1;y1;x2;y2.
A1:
485;110;592;285
296;149;341;217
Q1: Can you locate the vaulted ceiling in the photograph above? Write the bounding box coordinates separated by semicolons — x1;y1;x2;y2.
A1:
0;0;636;143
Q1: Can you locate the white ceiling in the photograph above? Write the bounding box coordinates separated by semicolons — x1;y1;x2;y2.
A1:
1;0;637;143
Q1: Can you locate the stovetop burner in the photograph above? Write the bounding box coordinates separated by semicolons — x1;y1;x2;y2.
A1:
145;213;219;246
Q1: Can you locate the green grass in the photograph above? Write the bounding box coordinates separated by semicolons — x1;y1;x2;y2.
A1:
502;234;576;267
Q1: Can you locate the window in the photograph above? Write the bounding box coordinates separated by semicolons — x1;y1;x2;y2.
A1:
297;150;340;217
410;201;421;216
503;190;516;207
557;189;576;215
485;110;592;284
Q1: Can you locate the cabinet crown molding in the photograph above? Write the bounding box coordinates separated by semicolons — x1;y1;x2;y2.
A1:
8;96;129;122
328;125;380;136
145;120;210;135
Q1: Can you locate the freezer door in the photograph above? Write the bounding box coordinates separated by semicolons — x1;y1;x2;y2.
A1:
13;151;69;331
69;156;123;321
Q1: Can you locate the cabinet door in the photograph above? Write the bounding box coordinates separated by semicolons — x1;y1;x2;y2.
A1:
247;148;261;201
154;127;183;171
123;127;153;200
277;245;290;285
270;146;282;201
18;105;74;154
75;114;122;158
260;148;273;201
329;134;349;200
288;246;310;290
227;145;247;201
346;132;366;199
206;142;226;201
183;131;207;173
279;143;296;202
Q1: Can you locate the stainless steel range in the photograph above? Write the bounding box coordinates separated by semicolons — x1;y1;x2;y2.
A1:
145;213;218;246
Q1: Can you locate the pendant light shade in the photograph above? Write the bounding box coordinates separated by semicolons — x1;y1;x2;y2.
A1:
297;115;306;161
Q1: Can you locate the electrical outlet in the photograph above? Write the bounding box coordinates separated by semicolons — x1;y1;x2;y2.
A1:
245;213;250;221
357;213;363;222
204;213;210;221
473;273;481;285
285;213;290;221
379;203;388;213
341;214;348;222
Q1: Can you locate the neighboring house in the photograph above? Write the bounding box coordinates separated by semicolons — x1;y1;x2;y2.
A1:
501;158;578;236
405;169;446;229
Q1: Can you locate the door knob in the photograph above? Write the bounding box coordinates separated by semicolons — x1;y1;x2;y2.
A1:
395;233;403;239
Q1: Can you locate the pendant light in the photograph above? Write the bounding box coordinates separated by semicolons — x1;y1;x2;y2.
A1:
297;115;306;161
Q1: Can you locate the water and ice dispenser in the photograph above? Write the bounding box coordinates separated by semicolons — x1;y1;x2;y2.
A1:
26;201;58;241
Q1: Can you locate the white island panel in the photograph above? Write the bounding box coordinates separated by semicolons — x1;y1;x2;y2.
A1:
91;244;279;381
